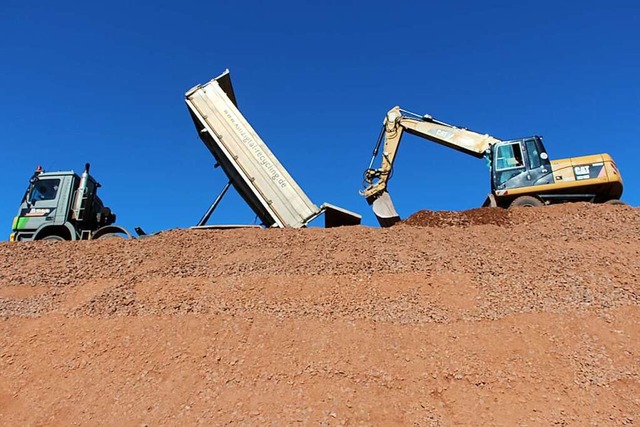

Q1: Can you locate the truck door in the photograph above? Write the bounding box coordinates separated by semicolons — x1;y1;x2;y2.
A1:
23;177;64;226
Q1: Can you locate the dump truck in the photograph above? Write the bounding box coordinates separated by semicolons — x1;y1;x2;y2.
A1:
362;106;624;226
9;70;360;241
185;70;361;228
10;164;132;241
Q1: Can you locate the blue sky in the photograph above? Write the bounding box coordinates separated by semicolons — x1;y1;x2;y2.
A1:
1;0;638;236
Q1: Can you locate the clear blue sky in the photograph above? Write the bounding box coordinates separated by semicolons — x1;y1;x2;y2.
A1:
2;0;639;236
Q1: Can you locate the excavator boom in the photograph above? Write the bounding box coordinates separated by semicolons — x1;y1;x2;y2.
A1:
362;106;501;226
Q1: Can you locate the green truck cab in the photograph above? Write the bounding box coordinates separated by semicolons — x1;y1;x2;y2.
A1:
10;164;130;241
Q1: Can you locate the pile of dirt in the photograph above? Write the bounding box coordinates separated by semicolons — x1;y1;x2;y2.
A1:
0;203;638;425
402;207;511;227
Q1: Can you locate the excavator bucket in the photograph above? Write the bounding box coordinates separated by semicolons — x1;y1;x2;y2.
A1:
367;191;401;227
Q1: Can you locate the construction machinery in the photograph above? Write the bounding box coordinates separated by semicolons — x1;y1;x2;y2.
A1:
362;106;624;226
9;70;360;241
185;70;361;228
10;164;131;241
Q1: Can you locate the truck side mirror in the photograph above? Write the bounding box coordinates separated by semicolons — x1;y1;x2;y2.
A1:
25;177;38;208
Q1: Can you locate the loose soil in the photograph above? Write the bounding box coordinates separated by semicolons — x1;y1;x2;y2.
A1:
0;203;638;425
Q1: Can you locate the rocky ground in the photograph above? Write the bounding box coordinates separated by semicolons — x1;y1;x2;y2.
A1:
0;203;638;425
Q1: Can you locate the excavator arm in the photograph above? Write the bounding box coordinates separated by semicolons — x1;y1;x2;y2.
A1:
362;106;502;226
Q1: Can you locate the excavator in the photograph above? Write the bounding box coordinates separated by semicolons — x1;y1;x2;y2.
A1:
362;106;624;227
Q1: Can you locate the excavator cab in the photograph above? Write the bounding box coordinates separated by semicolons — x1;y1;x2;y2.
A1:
490;136;553;191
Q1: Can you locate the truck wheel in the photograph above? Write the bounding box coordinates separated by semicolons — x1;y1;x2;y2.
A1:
42;235;65;241
605;199;627;206
97;233;125;239
510;196;543;208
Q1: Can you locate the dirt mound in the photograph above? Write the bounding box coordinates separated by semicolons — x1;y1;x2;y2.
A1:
403;207;511;227
0;203;639;425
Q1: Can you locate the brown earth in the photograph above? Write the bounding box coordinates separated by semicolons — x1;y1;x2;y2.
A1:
402;207;511;227
0;203;639;425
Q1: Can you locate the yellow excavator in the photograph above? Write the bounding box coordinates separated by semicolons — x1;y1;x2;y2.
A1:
361;106;624;227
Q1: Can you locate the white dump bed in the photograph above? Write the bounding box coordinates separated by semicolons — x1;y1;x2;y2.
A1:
185;70;360;228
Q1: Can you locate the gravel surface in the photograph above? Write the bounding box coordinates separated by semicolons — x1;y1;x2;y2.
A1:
0;203;638;425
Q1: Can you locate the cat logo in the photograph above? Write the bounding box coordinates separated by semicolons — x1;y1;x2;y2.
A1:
428;128;454;141
574;165;591;180
574;165;590;175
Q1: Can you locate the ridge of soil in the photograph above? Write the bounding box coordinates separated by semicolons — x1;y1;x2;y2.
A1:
1;203;638;425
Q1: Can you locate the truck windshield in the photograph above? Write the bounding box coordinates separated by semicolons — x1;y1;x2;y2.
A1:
29;179;60;203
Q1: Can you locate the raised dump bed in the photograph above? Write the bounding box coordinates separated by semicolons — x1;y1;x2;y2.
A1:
185;70;360;228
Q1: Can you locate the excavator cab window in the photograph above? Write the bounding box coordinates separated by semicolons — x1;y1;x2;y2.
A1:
493;141;526;187
525;139;542;169
495;142;524;171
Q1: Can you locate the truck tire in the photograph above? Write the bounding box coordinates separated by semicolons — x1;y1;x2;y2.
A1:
510;196;543;208
96;233;125;239
42;235;65;241
605;199;627;206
